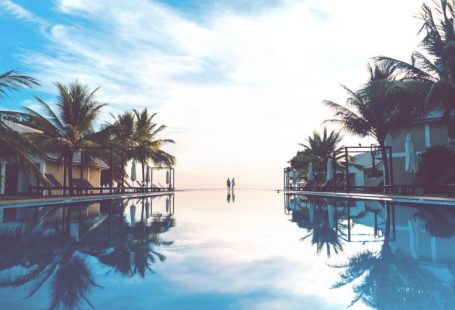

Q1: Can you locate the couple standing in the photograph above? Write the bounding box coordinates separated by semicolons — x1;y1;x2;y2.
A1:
226;178;236;190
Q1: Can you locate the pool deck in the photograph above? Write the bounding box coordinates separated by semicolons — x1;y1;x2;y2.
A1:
286;190;455;206
0;191;174;208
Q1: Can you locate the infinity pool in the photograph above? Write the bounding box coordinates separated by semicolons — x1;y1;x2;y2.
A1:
0;190;454;309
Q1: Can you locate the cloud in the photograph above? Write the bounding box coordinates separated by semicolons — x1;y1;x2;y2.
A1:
0;0;49;30
13;0;424;187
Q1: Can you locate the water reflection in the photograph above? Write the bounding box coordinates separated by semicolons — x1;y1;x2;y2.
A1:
0;194;175;309
226;189;236;204
284;194;455;309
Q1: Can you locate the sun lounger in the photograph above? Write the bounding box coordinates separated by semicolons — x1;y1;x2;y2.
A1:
45;173;62;187
72;178;96;195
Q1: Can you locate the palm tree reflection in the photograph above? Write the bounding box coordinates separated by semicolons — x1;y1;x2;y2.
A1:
0;195;175;309
290;197;346;257
332;203;453;309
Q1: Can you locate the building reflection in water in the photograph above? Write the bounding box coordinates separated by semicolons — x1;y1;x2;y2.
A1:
284;194;455;309
0;194;175;309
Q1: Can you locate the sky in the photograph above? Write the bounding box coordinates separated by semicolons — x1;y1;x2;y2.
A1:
0;0;425;189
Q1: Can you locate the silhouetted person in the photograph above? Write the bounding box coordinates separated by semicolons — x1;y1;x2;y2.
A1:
227;178;231;190
231;178;235;190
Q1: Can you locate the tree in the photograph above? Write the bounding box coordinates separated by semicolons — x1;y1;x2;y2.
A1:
324;62;427;185
24;81;106;194
132;108;175;184
376;0;455;119
106;108;176;186
0;70;46;189
291;127;344;179
0;70;38;97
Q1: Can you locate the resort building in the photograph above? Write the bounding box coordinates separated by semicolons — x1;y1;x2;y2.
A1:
350;108;455;187
385;108;455;186
0;120;109;195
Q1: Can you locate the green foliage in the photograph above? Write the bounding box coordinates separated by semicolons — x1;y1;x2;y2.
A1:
324;62;426;145
22;80;106;192
376;0;455;118
104;108;176;183
324;62;426;184
419;145;455;180
0;70;38;99
290;127;344;176
0;70;46;184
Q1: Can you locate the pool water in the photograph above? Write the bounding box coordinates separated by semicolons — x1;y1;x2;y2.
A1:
0;190;455;309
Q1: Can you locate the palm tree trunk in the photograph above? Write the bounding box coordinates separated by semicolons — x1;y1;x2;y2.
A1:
382;202;392;256
379;142;390;187
63;155;67;195
141;161;145;187
67;152;74;195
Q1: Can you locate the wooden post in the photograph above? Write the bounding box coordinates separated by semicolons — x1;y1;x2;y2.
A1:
110;147;113;194
347;203;351;242
388;147;394;188
151;167;154;190
371;145;376;176
121;150;125;191
63;155;67;195
80;148;84;179
344;147;349;192
332;152;336;190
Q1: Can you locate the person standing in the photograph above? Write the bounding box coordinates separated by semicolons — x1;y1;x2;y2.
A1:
227;178;231;190
231;178;235;190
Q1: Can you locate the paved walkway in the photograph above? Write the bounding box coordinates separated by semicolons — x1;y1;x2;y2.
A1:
286;190;455;206
0;191;174;208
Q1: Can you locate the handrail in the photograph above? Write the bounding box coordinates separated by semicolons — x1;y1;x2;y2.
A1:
284;184;455;197
29;185;174;196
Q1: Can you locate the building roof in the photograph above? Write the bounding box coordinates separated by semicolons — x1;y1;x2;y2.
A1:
4;120;109;170
2;119;42;134
352;152;382;169
415;107;455;123
46;152;109;169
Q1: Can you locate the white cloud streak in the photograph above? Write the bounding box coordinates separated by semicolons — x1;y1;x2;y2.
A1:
0;0;49;29
11;0;424;188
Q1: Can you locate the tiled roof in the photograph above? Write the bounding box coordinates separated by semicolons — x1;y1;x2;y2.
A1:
46;152;110;169
3;119;42;134
5;120;109;169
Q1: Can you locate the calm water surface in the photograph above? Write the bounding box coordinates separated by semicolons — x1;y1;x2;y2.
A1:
1;190;455;309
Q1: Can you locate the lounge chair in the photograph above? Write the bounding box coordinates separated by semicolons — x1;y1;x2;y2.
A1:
72;178;96;195
45;173;62;186
45;173;63;195
29;173;61;196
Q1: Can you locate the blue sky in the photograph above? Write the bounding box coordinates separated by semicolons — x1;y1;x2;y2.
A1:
1;0;424;188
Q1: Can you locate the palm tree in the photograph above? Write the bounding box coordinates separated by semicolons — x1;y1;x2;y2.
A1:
0;70;38;97
24;81;106;194
106;108;176;186
0;70;45;189
290;127;344;178
97;111;136;184
132;108;175;184
324;62;427;184
376;0;455;119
